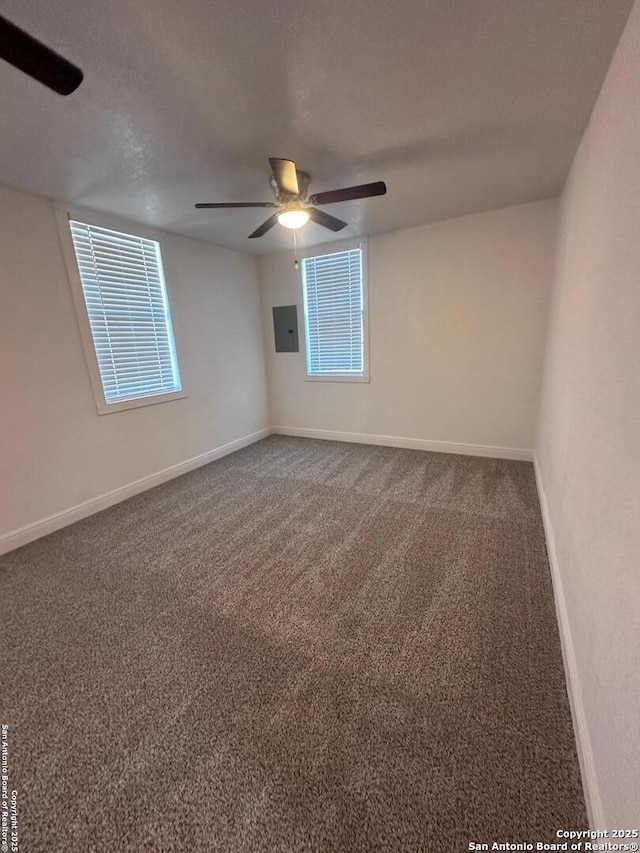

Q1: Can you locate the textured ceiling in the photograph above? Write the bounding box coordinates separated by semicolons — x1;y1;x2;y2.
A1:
0;0;633;254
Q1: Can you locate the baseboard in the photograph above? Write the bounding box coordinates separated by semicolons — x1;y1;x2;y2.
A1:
271;426;533;461
533;455;603;829
0;428;271;557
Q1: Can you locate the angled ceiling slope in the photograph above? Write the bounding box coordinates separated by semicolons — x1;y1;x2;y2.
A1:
0;0;633;254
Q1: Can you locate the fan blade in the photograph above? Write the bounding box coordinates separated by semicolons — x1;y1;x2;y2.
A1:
0;15;83;95
307;208;348;232
309;181;386;206
195;202;277;209
248;214;280;239
269;158;299;196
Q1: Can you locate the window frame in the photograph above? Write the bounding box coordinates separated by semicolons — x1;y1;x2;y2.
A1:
55;203;187;415
300;238;370;384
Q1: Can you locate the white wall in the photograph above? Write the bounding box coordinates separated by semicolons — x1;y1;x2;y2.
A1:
0;184;268;543
535;0;640;827
260;199;556;456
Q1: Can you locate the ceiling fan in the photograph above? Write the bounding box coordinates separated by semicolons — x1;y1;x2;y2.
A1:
0;14;83;95
196;158;387;239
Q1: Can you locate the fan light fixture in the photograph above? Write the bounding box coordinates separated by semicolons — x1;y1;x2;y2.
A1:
277;208;310;230
195;158;387;239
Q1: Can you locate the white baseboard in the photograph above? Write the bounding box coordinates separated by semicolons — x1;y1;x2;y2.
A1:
533;455;603;828
0;428;271;557
271;426;533;461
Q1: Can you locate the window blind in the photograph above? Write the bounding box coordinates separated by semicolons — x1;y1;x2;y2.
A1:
302;248;364;375
69;220;182;404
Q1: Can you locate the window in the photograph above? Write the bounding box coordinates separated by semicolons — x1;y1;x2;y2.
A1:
68;219;183;412
301;245;368;381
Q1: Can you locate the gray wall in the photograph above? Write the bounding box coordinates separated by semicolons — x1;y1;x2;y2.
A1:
535;0;640;826
0;185;268;542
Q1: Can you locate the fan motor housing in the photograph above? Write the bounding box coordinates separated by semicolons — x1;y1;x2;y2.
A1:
270;170;310;202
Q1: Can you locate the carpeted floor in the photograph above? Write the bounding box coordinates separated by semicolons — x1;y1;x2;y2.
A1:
0;436;587;851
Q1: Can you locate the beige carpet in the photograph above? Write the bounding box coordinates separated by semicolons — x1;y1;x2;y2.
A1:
0;436;586;851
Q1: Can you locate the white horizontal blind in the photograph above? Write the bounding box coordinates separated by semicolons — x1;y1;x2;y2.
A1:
302;248;364;375
69;220;181;404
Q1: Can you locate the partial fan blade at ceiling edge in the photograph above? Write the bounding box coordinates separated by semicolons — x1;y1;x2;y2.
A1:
0;14;83;95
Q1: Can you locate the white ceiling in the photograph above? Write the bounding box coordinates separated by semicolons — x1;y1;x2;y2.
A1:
0;0;633;255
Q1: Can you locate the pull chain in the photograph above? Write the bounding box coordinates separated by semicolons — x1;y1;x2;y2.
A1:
293;228;299;270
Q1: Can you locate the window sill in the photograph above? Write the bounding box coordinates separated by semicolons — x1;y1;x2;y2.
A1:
304;375;370;384
96;390;188;415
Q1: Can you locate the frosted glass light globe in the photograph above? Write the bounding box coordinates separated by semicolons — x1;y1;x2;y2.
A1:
277;209;310;229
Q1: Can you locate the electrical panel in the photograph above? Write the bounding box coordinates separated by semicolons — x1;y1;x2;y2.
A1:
272;305;299;352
